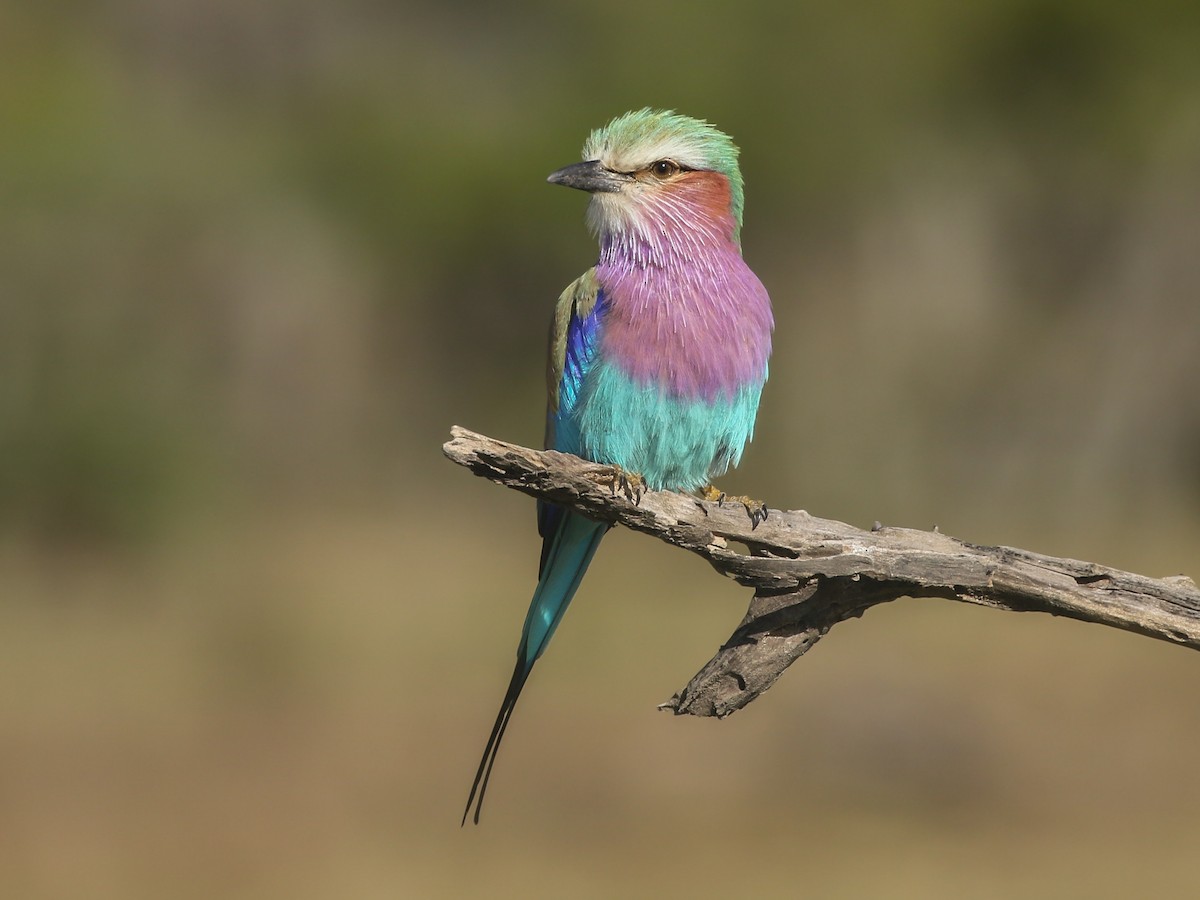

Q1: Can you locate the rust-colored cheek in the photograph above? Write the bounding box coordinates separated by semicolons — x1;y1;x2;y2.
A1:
665;171;735;232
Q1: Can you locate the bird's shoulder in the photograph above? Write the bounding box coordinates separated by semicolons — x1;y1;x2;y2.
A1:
546;267;603;408
550;268;601;352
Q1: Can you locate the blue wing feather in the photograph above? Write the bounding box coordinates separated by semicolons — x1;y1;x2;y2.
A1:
538;276;606;571
550;284;605;454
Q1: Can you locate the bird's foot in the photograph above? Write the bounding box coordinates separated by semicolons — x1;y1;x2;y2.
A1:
595;465;645;505
702;484;769;529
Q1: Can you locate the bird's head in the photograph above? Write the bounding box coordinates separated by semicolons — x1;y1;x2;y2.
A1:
548;109;746;250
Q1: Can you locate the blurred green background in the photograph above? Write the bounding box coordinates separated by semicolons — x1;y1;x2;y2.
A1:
3;0;1200;896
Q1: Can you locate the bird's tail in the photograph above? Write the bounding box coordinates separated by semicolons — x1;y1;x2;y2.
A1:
462;510;607;825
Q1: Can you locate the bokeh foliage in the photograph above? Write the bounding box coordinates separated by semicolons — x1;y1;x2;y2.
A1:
4;0;1199;540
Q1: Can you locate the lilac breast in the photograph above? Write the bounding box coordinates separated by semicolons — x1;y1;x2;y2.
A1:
596;246;773;403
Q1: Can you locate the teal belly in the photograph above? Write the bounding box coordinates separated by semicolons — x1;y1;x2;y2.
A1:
568;359;764;492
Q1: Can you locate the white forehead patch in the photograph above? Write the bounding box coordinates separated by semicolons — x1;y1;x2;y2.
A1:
583;132;713;174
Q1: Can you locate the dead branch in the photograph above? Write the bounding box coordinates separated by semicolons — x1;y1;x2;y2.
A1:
443;426;1200;718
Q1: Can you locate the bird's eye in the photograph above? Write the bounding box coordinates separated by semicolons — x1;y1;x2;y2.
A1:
649;160;680;178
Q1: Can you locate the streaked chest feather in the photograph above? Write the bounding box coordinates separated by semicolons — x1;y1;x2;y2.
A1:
590;172;772;402
596;253;772;401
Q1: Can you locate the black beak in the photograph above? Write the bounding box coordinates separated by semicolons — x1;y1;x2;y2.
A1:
547;160;628;193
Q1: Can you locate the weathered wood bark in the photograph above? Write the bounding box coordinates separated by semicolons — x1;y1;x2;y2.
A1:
443;426;1200;718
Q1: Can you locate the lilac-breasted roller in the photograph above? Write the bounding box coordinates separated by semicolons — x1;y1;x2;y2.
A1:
463;109;773;824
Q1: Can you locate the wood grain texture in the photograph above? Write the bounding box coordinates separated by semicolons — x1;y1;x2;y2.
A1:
444;426;1200;718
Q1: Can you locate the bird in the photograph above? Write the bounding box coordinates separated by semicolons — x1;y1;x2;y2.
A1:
463;109;773;824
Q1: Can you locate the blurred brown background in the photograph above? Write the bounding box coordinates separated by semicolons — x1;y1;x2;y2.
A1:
3;1;1199;896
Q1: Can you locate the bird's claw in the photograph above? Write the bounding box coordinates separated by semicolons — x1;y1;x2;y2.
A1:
741;498;769;529
596;465;645;505
702;484;769;529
